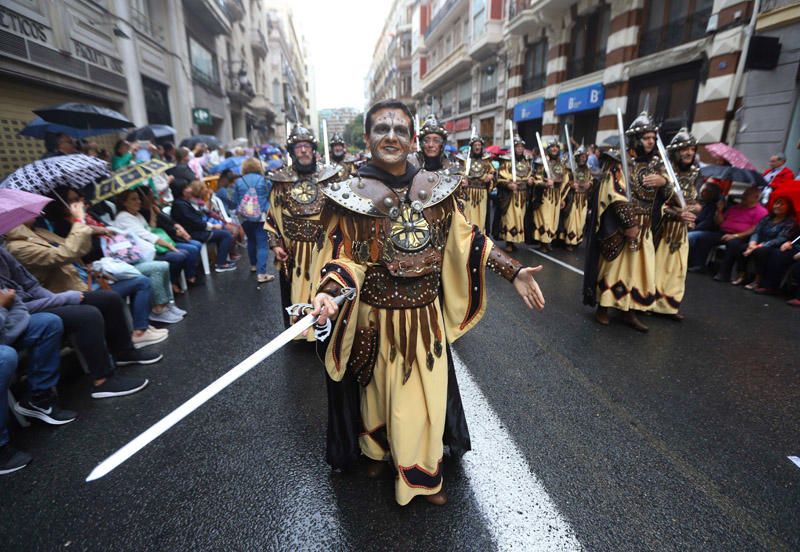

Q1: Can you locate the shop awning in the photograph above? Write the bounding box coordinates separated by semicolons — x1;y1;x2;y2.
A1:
513;98;544;122
555;83;604;115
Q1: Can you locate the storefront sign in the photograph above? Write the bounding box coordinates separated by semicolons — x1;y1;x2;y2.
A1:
0;6;49;43
555;83;604;115
192;108;212;125
454;117;471;132
513;98;544;122
72;40;123;74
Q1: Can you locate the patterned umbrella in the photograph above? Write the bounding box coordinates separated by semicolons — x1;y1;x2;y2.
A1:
91;158;173;204
704;143;757;170
0;154;110;194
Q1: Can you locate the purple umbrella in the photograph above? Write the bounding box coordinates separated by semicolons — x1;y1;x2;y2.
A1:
0;189;52;235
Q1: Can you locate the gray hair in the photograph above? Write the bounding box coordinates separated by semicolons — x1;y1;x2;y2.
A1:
773;153;786;162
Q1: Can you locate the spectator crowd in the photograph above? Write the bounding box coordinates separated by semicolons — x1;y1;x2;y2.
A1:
1;134;275;475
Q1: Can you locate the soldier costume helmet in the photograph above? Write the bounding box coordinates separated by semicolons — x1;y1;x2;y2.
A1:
512;132;525;147
287;123;317;150
469;128;484;146
574;143;588;165
419;114;448;140
625;110;659;152
329;132;346;146
546;138;560;150
667;127;696;151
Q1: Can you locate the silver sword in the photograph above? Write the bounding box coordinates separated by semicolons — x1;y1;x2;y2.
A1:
616;108;632;202
536;132;552;181
86;288;357;482
655;134;687;209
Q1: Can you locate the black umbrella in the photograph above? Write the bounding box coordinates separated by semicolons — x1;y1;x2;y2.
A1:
127;124;176;142
34;102;132;130
699;165;767;187
180;134;221;150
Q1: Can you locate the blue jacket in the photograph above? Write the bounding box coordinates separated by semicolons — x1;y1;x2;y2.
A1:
233;173;271;216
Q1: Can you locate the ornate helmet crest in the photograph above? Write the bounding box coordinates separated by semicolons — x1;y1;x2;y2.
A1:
512;132;525;147
287;124;317;149
574;144;587;157
625;111;659;137
546;138;560;150
329;132;346;146
469;128;483;146
418;113;448;140
667;127;696;151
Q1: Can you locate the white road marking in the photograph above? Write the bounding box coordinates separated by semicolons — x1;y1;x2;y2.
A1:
452;350;582;551
527;247;585;276
789;456;800;469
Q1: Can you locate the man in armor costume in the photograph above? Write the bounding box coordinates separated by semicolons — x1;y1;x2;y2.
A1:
308;100;545;506
265;124;339;329
497;132;534;252
532;139;570;252
560;144;594;250
651;128;701;319
412;114;461;174
330;132;360;181
582;111;671;332
457;130;495;232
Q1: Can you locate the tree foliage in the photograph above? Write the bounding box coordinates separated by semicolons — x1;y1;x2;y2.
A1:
343;113;366;151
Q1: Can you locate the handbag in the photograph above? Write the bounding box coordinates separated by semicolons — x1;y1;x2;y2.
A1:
150;226;175;254
100;233;144;264
91;258;142;281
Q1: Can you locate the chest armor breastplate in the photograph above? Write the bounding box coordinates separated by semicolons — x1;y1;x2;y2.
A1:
575;166;591;184
676;166;699;202
631;155;663;205
515;160;532;179
468;159;488;179
284;177;325;216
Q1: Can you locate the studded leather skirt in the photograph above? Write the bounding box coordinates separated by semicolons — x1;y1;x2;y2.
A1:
361;265;440;309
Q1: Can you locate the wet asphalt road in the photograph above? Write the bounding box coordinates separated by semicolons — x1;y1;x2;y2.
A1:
1;244;798;551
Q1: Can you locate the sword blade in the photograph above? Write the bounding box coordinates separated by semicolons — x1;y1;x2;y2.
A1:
564;124;578;176
536;132;552;180
616;109;632;202
656;135;686;209
86;313;317;482
508;120;516;183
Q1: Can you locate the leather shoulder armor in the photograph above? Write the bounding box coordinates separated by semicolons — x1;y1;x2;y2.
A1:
268;167;297;183
322;169;461;218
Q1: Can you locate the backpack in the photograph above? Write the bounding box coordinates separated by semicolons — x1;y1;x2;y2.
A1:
237;175;263;222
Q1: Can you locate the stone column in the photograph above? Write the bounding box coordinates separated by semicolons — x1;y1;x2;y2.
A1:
112;0;147;126
166;0;194;138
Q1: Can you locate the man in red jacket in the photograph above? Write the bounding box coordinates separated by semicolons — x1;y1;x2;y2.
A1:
761;153;795;207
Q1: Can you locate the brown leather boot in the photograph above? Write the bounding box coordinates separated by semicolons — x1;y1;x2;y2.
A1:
623;311;649;333
595;306;610;325
425;489;448;505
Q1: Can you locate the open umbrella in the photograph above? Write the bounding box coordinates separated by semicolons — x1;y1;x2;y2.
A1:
0;154;110;195
126;125;176;142
704;143;757;170
699;165;767;187
485;145;507;155
180;135;221;150
209;155;247;175
0;189;53;235
34;102;133;130
91;158;173;205
19;117;120;140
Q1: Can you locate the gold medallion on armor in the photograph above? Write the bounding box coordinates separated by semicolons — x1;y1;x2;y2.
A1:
290;180;318;204
469;161;486;179
389;203;430;252
516;161;530;177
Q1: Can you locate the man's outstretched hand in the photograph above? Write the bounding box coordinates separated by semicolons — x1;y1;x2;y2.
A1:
513;265;545;311
310;292;340;326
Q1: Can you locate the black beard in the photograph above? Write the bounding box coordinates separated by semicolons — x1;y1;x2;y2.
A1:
294;158;317;174
470;150;482;159
332;152;345;163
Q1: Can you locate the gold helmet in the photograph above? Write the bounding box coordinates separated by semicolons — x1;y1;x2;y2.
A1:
418;113;448;140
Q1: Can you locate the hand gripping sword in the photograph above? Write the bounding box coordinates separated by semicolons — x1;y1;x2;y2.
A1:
564;124;578;177
655;134;687;209
85;288;357;482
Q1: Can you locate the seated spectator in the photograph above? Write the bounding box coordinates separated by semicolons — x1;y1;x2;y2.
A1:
41;133;77;159
112;140;135;170
706;156;733;197
234;158;274;283
165;147;196;188
747;198;798;293
686;186;767;277
214;169;238;213
1;289;75;474
190;180;244;247
686;183;723;272
721;196;795;286
137;186;203;285
760;153;795;207
0;247;152;399
114;189;193;297
6;199;175;341
162;142;176;164
170;181;238;272
787;250;800;307
188;143;208;179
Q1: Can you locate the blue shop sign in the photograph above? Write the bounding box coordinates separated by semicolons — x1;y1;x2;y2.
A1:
513;98;544;122
555;83;604;115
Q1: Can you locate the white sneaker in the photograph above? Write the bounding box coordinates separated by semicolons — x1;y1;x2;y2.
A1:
168;303;187;317
132;328;169;349
149;309;183;324
147;325;169;335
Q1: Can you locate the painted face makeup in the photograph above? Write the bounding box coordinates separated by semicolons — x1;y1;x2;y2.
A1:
368;108;412;165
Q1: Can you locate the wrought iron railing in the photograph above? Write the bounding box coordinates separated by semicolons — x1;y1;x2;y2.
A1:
522;73;545;93
442;105;453;118
459;98;472;113
508;0;532;19
479;88;496;106
425;0;460;38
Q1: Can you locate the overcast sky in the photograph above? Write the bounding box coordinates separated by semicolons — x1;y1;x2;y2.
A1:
290;0;394;111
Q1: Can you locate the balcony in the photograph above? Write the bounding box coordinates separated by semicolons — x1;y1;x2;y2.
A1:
224;0;244;22
469;19;504;61
479;88;496;107
425;0;468;43
639;9;713;57
458;98;471;113
566;51;606;80
185;0;231;36
419;44;472;93
251;28;267;58
442;105;453;118
507;0;575;36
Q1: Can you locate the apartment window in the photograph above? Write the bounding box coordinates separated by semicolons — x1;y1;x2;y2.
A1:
459;80;472;112
472;0;487;40
522;38;547;93
640;0;714;57
442;87;455;118
479;65;497;106
401;38;412;58
400;75;412;97
445;33;452;54
189;36;220;88
272;79;281;103
463;17;469;43
130;0;153;36
567;6;611;79
454;19;462;45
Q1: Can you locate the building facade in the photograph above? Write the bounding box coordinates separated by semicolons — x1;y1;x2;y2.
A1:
734;0;800;172
505;0;755;155
318;107;360;137
0;0;312;176
366;0;415;108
